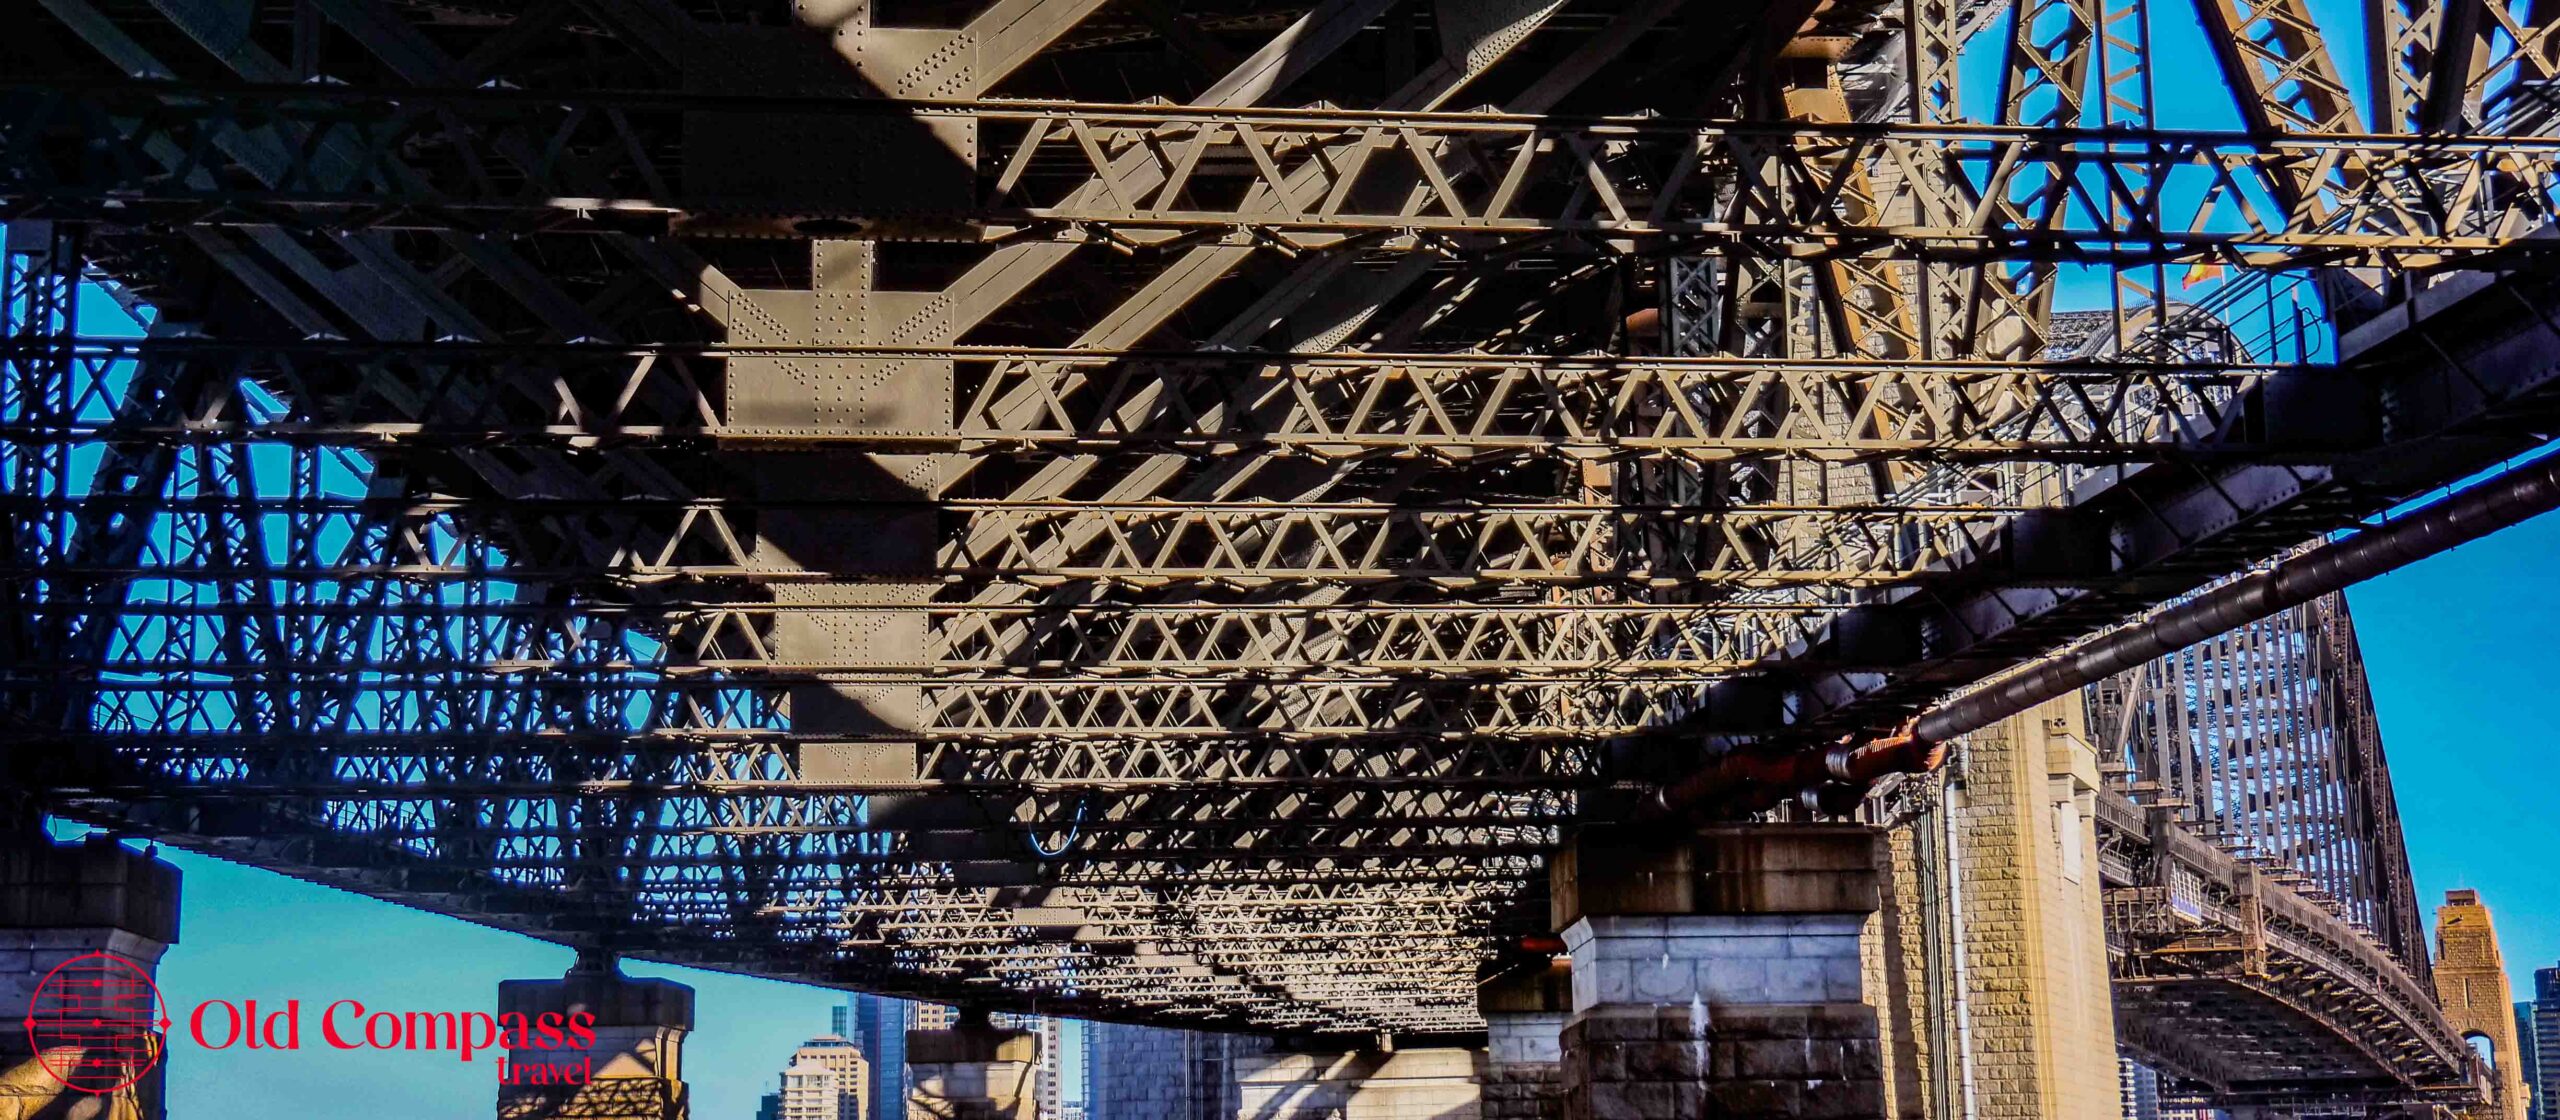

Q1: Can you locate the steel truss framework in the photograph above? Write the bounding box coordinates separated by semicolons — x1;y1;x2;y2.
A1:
0;0;2555;1056
7;82;2557;268
2091;595;2465;1110
2097;781;2476;1111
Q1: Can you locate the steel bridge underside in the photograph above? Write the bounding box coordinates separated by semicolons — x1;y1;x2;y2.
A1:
2097;791;2480;1111
3;0;2559;1050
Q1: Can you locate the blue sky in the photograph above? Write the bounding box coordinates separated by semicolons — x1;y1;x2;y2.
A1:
148;852;842;1118
2348;507;2560;990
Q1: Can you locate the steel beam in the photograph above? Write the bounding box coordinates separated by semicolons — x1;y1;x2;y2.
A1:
10;86;2559;267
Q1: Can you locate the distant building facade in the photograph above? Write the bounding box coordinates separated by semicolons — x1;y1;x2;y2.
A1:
1038;1016;1063;1120
2523;1003;2542;1120
844;996;904;1120
2524;967;2560;1120
2118;1058;2160;1120
1065;1017;1093;1120
776;1036;870;1120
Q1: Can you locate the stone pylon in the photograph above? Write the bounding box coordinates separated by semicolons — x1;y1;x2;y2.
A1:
2434;890;2527;1120
0;834;181;1120
1943;701;2118;1120
496;953;693;1120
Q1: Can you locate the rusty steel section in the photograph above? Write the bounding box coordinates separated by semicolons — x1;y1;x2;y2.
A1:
1;0;2558;1049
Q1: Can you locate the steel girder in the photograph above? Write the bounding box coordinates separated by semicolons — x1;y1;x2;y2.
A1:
9;83;2560;268
7;596;1847;677
1742;242;2560;755
2;0;1668;1036
2088;595;2432;974
6;338;2298;462
0;489;2033;588
2369;0;2560;134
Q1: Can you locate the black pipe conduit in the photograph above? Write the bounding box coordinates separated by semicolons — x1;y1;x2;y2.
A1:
1660;449;2560;816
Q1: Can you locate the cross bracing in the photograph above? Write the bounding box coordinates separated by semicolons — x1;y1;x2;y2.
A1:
5;339;2296;462
9;82;2559;268
2;0;2557;1050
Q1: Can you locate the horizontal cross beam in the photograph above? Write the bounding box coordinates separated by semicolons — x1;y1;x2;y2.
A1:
8;83;2555;267
4;338;2311;465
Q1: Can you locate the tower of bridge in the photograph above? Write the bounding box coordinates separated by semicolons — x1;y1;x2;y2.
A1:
1872;700;2118;1120
2437;890;2530;1120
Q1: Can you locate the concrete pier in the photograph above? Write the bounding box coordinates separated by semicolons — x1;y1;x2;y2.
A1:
1552;824;1887;1120
908;1012;1040;1120
0;833;181;1120
496;954;692;1120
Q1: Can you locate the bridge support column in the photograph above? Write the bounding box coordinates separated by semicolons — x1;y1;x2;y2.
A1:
1553;823;1885;1120
1232;1046;1483;1120
908;1011;1040;1120
2433;889;2526;1120
0;833;180;1120
1482;962;1571;1120
496;953;692;1120
1943;702;2116;1120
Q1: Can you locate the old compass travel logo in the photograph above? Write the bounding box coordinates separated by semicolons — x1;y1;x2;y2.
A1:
23;951;170;1094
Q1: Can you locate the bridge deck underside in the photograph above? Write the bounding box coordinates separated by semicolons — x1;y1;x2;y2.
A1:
2099;792;2479;1109
2117;977;2413;1101
1;0;2555;1049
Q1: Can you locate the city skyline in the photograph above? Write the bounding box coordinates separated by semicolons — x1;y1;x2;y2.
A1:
753;998;1091;1120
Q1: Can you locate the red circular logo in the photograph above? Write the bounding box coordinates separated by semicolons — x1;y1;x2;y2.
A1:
22;952;168;1094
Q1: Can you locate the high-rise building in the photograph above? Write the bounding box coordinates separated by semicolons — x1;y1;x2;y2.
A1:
915;1002;957;1032
1069;1018;1094;1120
845;996;906;1120
2522;1002;2543;1120
776;1036;870;1120
1078;1019;1101;1120
1059;1012;1090;1120
1038;1017;1064;1120
2119;1057;2161;1120
2530;968;2560;1120
1045;1017;1088;1120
